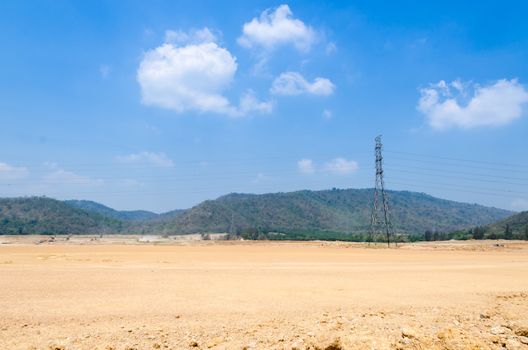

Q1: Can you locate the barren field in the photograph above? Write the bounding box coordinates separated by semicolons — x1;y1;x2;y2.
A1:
1;237;528;350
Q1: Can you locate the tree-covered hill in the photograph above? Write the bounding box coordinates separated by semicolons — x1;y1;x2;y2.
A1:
65;200;159;221
0;197;123;234
152;189;512;237
0;190;514;237
484;211;528;239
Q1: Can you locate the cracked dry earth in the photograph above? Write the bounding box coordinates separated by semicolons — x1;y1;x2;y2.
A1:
0;239;528;350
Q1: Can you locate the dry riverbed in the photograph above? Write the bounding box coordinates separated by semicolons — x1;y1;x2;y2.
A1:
1;237;527;350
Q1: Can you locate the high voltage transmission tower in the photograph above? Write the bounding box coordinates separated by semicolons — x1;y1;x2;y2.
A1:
369;135;395;247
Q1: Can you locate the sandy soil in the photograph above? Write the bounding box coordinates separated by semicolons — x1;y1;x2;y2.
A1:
1;237;528;350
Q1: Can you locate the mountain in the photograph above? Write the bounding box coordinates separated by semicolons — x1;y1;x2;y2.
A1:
65;200;159;221
0;197;123;235
484;211;528;239
0;190;514;238
153;189;512;238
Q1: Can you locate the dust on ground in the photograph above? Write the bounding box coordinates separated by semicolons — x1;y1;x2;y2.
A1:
1;237;527;350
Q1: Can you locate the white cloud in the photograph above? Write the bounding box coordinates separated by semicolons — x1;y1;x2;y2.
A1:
43;167;103;186
298;157;358;175
165;28;218;45
238;4;315;52
325;42;337;55
418;79;528;130
99;64;110;79
297;159;315;174
251;172;272;184
137;28;271;117
511;199;528;212
0;162;29;180
323;158;359;175
271;72;335;96
322;109;332;119
238;90;273;115
116;152;174;168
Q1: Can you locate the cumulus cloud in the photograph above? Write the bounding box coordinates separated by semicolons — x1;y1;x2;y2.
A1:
42;164;103;186
137;28;271;117
297;159;315;174
325;42;337;55
238;90;273;115
271;72;335;96
165;27;218;45
251;172;272;184
0;162;29;180
323;158;359;175
238;4;315;52
297;157;358;175
116;152;174;168
322;109;333;119
418;79;528;130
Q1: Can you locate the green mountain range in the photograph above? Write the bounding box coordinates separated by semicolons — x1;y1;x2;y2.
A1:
0;189;516;239
0;197;123;235
447;210;528;241
65;200;159;221
484;211;528;239
150;189;512;237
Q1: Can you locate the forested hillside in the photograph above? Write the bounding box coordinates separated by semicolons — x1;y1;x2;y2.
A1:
0;190;513;238
65;200;159;221
445;210;528;241
0;197;122;234
151;189;512;238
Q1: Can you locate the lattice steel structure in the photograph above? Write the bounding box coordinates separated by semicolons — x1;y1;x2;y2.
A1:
369;135;395;246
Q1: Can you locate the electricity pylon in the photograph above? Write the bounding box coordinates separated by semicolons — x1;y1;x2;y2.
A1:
369;135;395;247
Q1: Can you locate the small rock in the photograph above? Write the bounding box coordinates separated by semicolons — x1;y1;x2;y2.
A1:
505;338;521;350
401;327;417;339
491;326;506;335
400;337;412;345
490;335;500;344
515;326;528;337
519;336;528;345
480;313;490;319
189;341;199;347
206;336;224;348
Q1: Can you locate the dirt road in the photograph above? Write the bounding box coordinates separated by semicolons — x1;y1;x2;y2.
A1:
1;239;527;349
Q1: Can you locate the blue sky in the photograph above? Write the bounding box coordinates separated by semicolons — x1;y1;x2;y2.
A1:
1;1;528;212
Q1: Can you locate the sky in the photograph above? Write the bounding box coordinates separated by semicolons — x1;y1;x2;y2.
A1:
1;0;528;213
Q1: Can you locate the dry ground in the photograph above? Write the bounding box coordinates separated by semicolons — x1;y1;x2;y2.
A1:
1;237;528;350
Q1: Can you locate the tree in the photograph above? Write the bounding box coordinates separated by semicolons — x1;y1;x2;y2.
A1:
473;226;484;240
524;225;528;241
424;230;433;241
504;224;513;240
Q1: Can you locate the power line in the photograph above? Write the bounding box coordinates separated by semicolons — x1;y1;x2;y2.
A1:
388;176;528;197
385;163;528;181
386;150;528;169
387;181;524;200
388;156;528;174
